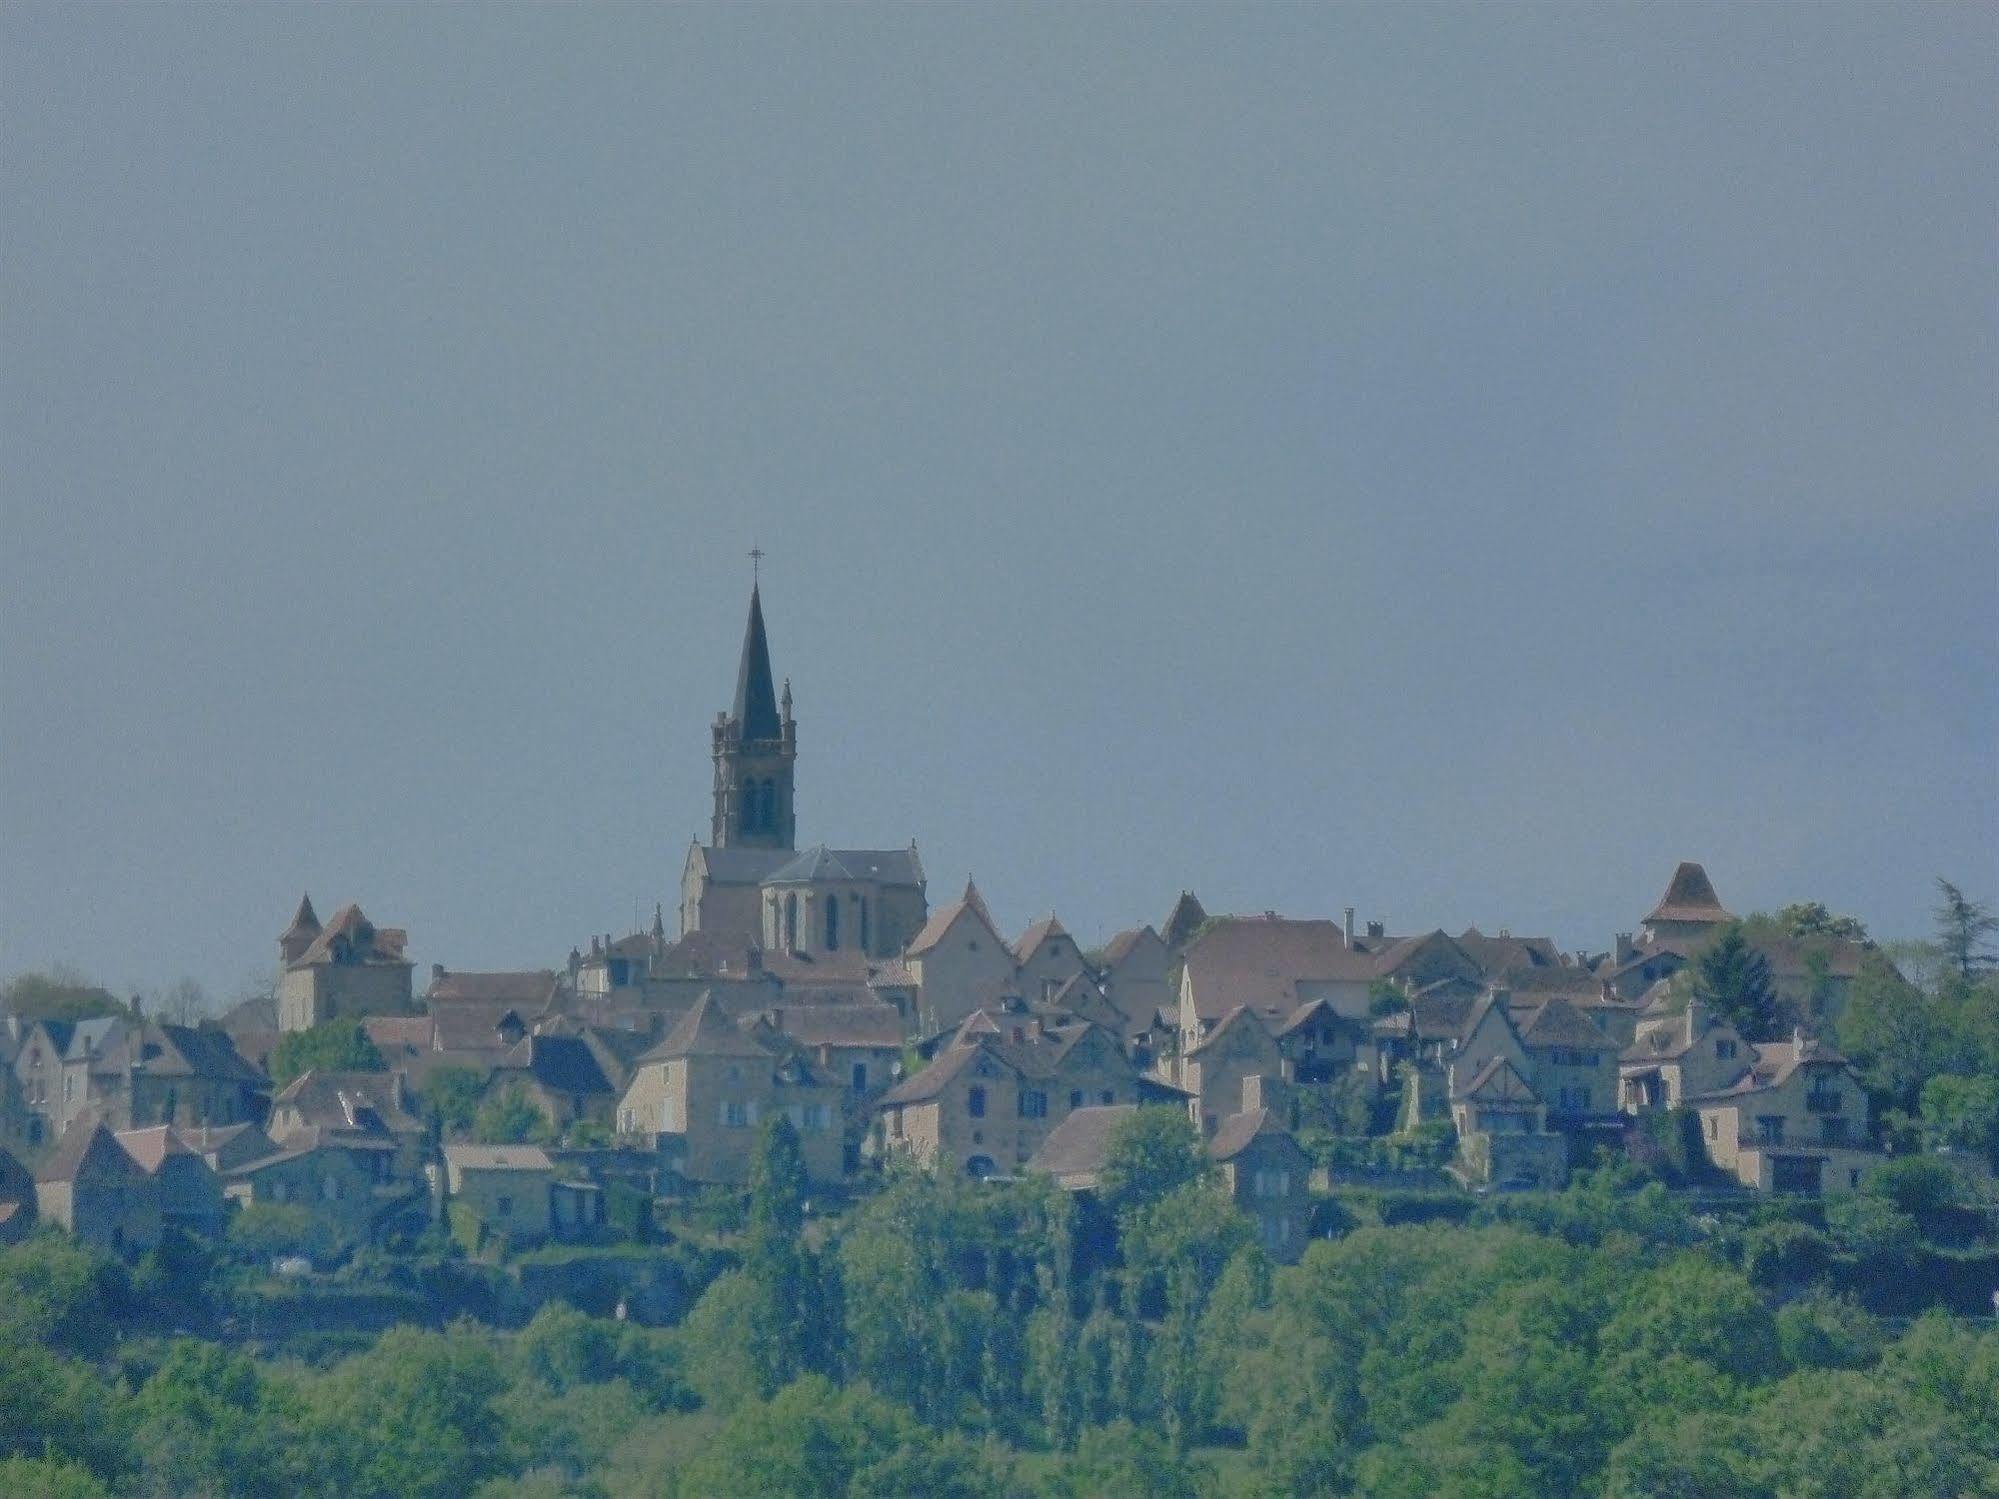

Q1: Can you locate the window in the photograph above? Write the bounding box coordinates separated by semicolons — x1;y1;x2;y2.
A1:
497;1195;513;1216
1254;1169;1290;1199
1019;1090;1047;1119
968;1086;986;1119
1755;1115;1785;1146
723;1100;750;1128
825;896;840;951
1069;1090;1083;1109
785;894;799;951
807;1103;831;1131
1821;1117;1849;1146
1100;1090;1115;1105
1716;1039;1738;1060
852;1062;869;1093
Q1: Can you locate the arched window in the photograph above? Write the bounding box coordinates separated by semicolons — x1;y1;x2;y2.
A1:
784;893;799;952
825;895;840;951
858;897;869;953
739;776;756;833
760;779;777;830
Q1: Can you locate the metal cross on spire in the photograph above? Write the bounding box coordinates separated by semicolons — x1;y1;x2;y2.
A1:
748;546;765;584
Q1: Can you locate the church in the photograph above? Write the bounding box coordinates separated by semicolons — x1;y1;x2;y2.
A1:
677;582;928;961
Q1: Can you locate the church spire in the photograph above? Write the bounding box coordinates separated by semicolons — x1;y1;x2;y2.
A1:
731;584;783;742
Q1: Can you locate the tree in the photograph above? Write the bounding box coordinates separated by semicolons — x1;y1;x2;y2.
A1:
422;1066;492;1136
472;1083;552;1145
268;1019;383;1087
1770;902;1869;944
1689;924;1784;1041
228;1203;338;1265
741;1116;811;1395
157;978;209;1027
0;968;129;1023
1095;1107;1205;1220
1920;1072;1999;1169
1933;878;1998;982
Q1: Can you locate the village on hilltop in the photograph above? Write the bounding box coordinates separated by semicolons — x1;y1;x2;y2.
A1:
0;584;1933;1265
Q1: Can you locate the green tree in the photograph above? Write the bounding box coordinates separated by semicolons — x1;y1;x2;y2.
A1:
422;1066;491;1135
0;1455;117;1499
1095;1106;1205;1219
228;1202;338;1264
0;968;129;1023
472;1083;552;1145
1775;1290;1885;1373
1933;878;1998;982
268;1018;384;1087
0;1232;130;1358
1689;923;1784;1041
129;1341;302;1498
1770;902;1870;944
1920;1072;1999;1169
741;1115;811;1394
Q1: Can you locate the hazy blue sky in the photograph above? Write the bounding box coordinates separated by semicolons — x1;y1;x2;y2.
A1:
3;5;1994;1005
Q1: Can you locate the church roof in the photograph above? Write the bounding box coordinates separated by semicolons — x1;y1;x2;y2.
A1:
765;845;857;886
1645;862;1734;926
731;584;783;741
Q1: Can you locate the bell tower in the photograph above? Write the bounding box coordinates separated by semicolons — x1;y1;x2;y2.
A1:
711;579;797;850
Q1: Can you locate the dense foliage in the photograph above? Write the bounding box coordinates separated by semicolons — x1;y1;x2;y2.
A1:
268;1019;385;1087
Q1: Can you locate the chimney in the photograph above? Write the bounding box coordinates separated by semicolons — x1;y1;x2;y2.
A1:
1344;907;1355;944
431;963;446;983
1615;933;1635;964
391;1070;410;1113
1366;921;1385;941
567;947;582;979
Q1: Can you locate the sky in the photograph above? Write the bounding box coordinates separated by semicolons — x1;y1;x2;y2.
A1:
2;4;1994;1007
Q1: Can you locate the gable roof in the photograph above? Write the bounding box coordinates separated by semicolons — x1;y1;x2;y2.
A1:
501;1034;614;1096
1685;1033;1850;1102
906;880;1008;958
878;1039;1017;1106
765;1004;906;1050
1024;1104;1138;1181
1455;927;1565;975
114;1124;209;1175
1453;1054;1541;1105
765;845;857;886
36;1120;143;1184
1013;914;1070;964
1184;1004;1278;1059
272;1070;421;1136
1099;925;1163;969
1645;862;1734;926
641;991;772;1061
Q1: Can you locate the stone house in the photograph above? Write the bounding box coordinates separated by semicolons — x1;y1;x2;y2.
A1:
1178;1006;1287;1138
35;1120;160;1253
615;992;844;1185
903;881;1021;1035
115;1125;225;1237
1023;1093;1314;1263
1449;1056;1567;1189
489;1034;617;1133
277;897;415;1032
75;1021;266;1134
268;1069;427;1187
1176;915;1376;1057
1684;1033;1878;1193
1096;925;1175;1041
761;1004;906;1099
1013;915;1089;1003
1208;1098;1314;1263
224;1132;381;1245
1619;1000;1754;1113
443;1144;558;1247
877;1007;1147;1178
1509;997;1621;1125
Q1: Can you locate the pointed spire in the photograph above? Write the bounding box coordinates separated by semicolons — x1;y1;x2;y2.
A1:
284;893;321;939
731;584;782;741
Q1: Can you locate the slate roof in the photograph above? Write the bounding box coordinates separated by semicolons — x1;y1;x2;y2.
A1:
687;845;793;888
272;1070;422;1136
731;583;784;741
1645;863;1735;926
430;1001;529;1054
765;845;855;886
501;1034;614;1097
282;893;321;942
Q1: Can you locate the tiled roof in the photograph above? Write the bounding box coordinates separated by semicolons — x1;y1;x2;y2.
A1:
906;880;1006;958
272;1070;421;1136
1455;927;1565;974
1024;1104;1138;1181
1012;914;1070;964
766;1004;905;1050
114;1125;205;1174
291;903;410;969
426;970;558;1005
36;1121;142;1184
879;1039;1011;1106
281;893;321;941
1208;1106;1295;1162
1181;915;1368;1023
1513;998;1612;1050
1644;863;1734;926
502;1035;613;1097
1686;1034;1849;1102
431;1001;529;1054
1184;1005;1273;1059
640;992;772;1062
1098;926;1161;968
444;1143;553;1172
